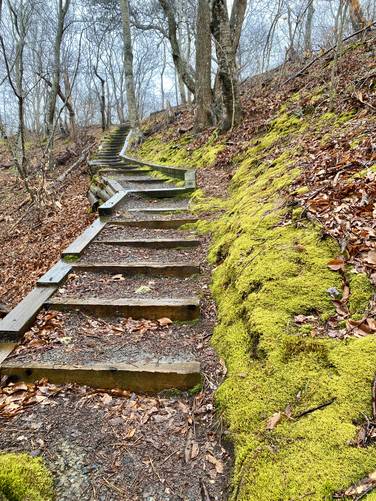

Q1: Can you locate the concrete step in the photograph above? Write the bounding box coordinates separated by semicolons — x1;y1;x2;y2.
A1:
45;296;200;321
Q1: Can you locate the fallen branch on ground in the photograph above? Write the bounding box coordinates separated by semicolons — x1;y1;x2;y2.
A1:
56;142;96;184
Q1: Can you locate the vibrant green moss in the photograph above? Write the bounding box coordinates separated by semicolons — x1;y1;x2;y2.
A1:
191;106;375;499
348;271;373;316
0;453;53;501
135;132;224;168
134;90;375;499
63;254;79;263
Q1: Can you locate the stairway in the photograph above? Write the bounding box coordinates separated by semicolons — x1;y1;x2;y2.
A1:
0;126;205;394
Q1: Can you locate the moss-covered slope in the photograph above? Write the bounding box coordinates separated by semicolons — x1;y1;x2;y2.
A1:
133;42;376;499
0;453;54;500
197;110;376;499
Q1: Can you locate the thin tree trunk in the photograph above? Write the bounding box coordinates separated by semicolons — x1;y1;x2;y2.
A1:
120;0;140;132
159;0;196;95
63;69;76;140
194;0;213;131
229;0;247;53
46;0;70;137
347;0;368;31
93;65;106;132
304;0;315;55
211;0;242;132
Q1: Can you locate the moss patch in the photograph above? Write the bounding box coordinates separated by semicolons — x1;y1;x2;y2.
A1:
135;132;224;168
0;453;53;500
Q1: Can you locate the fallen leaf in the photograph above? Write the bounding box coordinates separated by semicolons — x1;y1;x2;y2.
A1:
158;317;172;326
206;454;224;474
365;251;376;265
191;441;199;459
327;256;345;271
266;411;282;430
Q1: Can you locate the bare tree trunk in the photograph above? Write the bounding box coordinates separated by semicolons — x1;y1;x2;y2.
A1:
46;0;71;138
304;0;315;56
347;0;368;31
178;72;187;104
93;65;106;132
120;0;140;132
159;0;196;95
160;43;167;109
229;0;247;53
63;69;76;140
195;0;213;131
211;0;242;132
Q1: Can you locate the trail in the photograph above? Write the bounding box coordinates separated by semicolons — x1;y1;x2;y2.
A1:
0;126;230;500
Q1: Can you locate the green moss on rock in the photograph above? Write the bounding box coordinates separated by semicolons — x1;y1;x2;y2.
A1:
0;453;53;501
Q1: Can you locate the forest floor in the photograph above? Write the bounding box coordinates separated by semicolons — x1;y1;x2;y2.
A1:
0;128;101;310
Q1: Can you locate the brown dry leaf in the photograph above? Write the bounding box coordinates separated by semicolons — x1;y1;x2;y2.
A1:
191;441;199;459
158;317;172;326
125;428;136;439
266;411;282;430
333;300;349;317
206;454;224;474
327;256;345;271
366;251;376;266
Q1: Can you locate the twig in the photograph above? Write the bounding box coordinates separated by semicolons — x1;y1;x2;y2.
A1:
149;457;164;484
160;448;180;466
294;398;335;419
100;477;128;496
372;376;376;421
200;478;212;501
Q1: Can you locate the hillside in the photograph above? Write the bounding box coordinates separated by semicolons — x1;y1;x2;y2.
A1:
130;34;376;499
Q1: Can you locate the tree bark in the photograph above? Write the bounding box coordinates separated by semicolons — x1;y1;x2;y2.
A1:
304;0;315;55
158;0;196;95
347;0;368;31
46;0;71;138
211;0;242;132
120;0;140;131
194;0;213;131
229;0;247;54
93;65;106;132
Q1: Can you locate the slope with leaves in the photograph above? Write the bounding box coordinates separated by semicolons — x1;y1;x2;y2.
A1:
132;33;376;499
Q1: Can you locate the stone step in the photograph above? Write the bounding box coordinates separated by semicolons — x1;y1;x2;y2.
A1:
0;360;201;393
97;238;200;248
45;296;200;321
100;169;151;177
107;217;198;229
73;261;200;277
